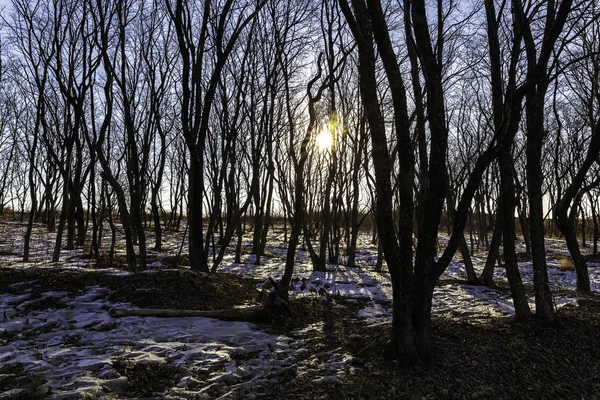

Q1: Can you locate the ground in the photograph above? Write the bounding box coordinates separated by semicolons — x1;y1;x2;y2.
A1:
1;220;600;399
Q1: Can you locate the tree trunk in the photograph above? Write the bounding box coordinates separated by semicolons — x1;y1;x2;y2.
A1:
188;160;209;272
346;118;365;268
235;217;243;264
517;201;531;254
106;187;117;269
150;130;166;252
459;238;478;284
53;199;68;263
556;198;592;293
499;150;531;319
589;192;599;256
316;130;337;272
564;221;591;292
525;91;555;322
384;277;419;365
481;199;502;286
89;165;100;258
581;207;587;248
375;237;383;272
74;188;86;247
447;190;479;284
409;277;435;364
24;72;45;262
340;0;418;363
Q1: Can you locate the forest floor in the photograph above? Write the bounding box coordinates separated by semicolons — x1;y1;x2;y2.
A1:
1;220;600;399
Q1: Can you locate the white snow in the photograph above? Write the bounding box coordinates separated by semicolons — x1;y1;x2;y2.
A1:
1;284;297;398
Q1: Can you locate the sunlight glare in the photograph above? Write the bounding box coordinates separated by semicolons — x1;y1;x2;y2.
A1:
316;129;333;151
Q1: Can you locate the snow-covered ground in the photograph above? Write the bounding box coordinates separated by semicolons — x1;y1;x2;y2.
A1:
2;283;307;398
0;221;598;398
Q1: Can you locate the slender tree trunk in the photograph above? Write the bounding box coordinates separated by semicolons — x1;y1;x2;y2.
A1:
316;121;337;272
151;196;162;252
581;207;587;248
589;193;599;256
447;190;478;284
252;172;263;265
23;152;38;263
235;216;243;264
151;132;167;252
557;191;593;293
53;193;68;262
375;237;383;272
525;92;555;322
564;223;591;292
89;161;99;258
23;70;47;262
517;202;531;254
346;120;365;268
73;183;86;247
481;198;502;286
105;186;117;269
499;150;531;319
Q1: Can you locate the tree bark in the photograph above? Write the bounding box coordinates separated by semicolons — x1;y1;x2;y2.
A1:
340;0;419;363
499;150;532;319
481;197;502;286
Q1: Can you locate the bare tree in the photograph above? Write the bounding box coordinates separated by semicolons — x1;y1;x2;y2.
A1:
166;0;265;272
553;4;600;293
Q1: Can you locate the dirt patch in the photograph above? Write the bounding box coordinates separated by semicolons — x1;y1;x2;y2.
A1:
0;268;261;314
106;270;260;310
0;268;109;295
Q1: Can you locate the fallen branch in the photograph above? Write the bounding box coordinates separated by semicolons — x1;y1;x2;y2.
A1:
109;289;292;324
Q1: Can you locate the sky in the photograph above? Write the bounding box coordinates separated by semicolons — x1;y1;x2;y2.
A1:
0;1;11;17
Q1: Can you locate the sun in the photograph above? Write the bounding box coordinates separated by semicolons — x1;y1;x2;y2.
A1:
315;129;333;151
315;113;343;152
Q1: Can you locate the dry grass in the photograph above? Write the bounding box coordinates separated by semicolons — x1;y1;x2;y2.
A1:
112;357;185;397
559;256;575;271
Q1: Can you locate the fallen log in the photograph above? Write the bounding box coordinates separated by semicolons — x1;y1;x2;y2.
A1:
109;286;292;324
109;306;277;323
